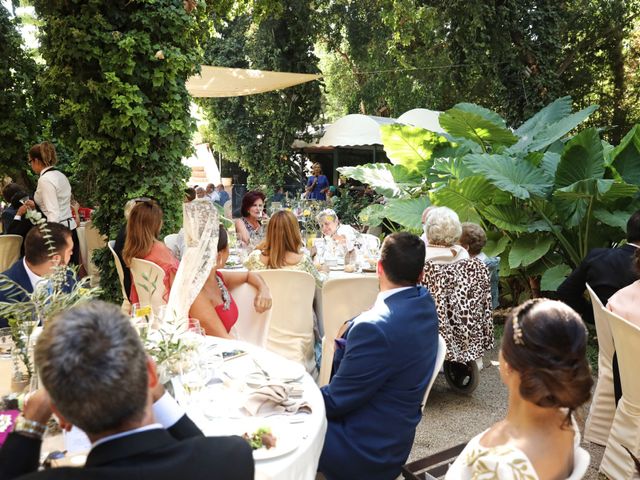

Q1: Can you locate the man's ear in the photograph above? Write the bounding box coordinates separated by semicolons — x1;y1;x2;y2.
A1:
50;253;62;267
50;404;73;432
146;356;159;390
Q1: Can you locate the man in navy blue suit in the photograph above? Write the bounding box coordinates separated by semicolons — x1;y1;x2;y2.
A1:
318;232;439;480
0;222;75;328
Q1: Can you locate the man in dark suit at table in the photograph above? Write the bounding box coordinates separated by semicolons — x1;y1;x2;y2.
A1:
0;301;253;480
0;223;75;328
318;232;439;480
557;209;640;324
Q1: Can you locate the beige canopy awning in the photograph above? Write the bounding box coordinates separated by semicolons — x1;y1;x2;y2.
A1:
186;66;321;98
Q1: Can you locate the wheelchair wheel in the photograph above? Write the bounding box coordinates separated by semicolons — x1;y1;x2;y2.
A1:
443;360;479;394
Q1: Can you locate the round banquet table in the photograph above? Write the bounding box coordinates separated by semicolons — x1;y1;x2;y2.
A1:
173;337;327;480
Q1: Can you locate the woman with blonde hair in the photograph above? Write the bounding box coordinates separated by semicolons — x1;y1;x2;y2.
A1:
423;206;469;263
28;141;80;264
244;209;322;287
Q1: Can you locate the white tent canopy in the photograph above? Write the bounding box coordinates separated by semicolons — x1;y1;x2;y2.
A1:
317;114;398;147
186;66;321;98
397;108;445;133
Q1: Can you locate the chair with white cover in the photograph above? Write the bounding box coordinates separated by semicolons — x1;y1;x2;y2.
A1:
0;235;23;272
223;200;232;220
318;276;379;386
164;233;181;259
129;258;167;313
107;240;131;313
584;283;616;446
228;280;272;347
84;221;107;287
255;270;316;374
600;308;640;479
359;233;380;252
421;335;447;413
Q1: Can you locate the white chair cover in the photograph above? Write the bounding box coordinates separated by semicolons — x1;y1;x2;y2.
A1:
84;221;106;287
0;235;22;272
163;233;181;259
165;200;219;330
422;335;446;413
318;276;379;386
584;283;616;446
107;240;130;313
229;281;271;347
600;308;640;479
257;270;316;374
130;258;167;313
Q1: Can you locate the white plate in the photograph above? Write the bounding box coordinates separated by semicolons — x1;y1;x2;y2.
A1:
247;424;300;461
253;356;305;383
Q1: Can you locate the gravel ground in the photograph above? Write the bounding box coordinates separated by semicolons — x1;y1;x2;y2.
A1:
407;345;605;479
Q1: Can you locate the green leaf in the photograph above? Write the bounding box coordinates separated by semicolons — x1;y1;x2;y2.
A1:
593;209;630;232
515;96;573;139
509;235;554;269
480;204;530;233
431;176;495;223
540;264;572;291
358;203;386;227
610;125;640;184
384;197;431;232
555;128;604;188
453;103;507;127
465;154;552;200
439;107;518;150
540;152;560;179
337;163;421;198
380;124;446;172
484;235;510;257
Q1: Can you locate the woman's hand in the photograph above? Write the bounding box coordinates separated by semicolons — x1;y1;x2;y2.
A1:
332;233;347;245
254;287;272;313
16;199;35;217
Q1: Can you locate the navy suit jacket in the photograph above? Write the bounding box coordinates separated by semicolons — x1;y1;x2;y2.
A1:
319;286;439;480
0;259;76;328
557;244;638;323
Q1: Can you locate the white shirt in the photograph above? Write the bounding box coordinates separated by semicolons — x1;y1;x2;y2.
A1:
23;258;44;291
208;191;220;202
374;286;413;308
92;391;185;447
324;223;358;251
34;167;77;229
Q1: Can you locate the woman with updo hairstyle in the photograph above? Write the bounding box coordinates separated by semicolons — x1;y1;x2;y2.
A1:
423;206;469;263
234;190;266;248
28;141;81;265
447;299;593;480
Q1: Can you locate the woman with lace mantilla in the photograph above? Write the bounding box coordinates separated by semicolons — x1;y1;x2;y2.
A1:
446;299;593;480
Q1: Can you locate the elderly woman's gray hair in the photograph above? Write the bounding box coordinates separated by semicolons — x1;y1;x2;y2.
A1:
316;208;339;225
424;206;462;246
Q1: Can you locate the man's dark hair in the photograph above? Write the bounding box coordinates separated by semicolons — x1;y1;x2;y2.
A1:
2;182;23;204
35;301;148;435
184;187;196;202
25;222;71;265
627;210;640;242
380;232;425;286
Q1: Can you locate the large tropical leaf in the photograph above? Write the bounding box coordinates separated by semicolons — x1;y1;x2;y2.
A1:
358;203;386;227
430;156;475;181
431;176;495;222
610;125;640;184
454;103;507;127
465;154;552;200
380;124;446;172
509;235;554;269
510;104;598;154
540;264;572;291
593;209;631;232
337;164;421;198
480;204;530;233
555;128;604;188
515;97;573;139
540;152;561;179
484;234;510;257
439;108;517;150
384;197;431;232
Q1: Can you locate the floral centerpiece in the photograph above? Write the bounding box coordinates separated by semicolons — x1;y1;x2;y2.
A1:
0;211;100;388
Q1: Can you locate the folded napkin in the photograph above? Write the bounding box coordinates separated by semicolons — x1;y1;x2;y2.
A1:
0;410;19;446
243;384;312;416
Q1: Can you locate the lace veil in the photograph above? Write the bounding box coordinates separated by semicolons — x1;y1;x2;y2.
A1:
165;199;219;329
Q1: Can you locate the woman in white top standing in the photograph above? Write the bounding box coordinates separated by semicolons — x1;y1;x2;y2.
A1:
28;142;80;265
446;299;593;480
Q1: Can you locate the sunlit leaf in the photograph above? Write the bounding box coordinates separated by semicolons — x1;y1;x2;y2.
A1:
337;163;421;198
480;204;530;232
555;128;604;188
384;197;431;232
439;108;517;149
380;124;446;172
610;125;640;184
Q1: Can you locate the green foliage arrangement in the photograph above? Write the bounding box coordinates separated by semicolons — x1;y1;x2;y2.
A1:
199;0;323;189
30;0;218;302
340;97;640;301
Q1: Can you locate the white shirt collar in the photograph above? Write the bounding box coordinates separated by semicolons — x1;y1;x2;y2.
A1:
23;258;44;291
40;166;54;176
374;286;413;308
92;423;163;448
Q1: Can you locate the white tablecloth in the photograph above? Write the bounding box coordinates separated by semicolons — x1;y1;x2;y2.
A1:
175;337;327;480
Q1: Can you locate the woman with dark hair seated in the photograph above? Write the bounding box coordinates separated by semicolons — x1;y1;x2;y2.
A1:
446;299;593;479
234;190;266;247
124;200;271;338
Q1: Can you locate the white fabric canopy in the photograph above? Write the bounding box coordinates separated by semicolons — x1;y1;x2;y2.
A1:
317;114;397;147
186;66;321;98
397;108;445;134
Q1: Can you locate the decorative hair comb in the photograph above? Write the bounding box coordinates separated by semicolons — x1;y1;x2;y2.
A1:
512;316;525;346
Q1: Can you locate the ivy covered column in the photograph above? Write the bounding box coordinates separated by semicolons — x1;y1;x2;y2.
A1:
32;0;208;300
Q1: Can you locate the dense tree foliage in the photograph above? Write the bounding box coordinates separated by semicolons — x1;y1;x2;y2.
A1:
199;0;323;189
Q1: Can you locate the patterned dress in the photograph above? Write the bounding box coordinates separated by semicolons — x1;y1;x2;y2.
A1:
243;250;323;288
241;217;265;247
